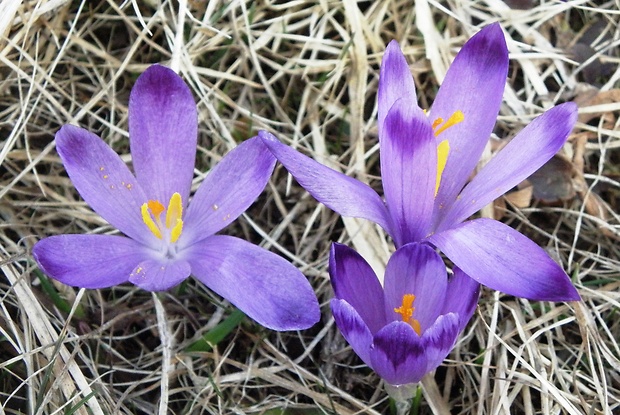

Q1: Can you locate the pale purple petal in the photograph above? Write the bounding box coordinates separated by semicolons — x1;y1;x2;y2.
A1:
329;243;387;333
181;136;275;246
33;234;148;288
56;125;152;245
331;299;373;367
431;24;509;221
378;40;417;140
369;314;460;386
438;103;578;230
381;99;436;245
383;243;447;333
129;65;197;204
260;131;393;234
443;268;480;331
428;219;580;301
128;259;191;291
185;235;319;331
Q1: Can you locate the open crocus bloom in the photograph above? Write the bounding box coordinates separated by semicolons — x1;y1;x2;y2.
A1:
330;242;479;387
33;65;319;331
261;24;580;302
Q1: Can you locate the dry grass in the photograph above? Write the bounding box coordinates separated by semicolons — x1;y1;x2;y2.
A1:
1;0;619;413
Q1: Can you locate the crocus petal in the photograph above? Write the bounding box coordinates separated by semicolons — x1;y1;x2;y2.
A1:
33;234;148;288
185;235;320;331
128;259;191;291
428;219;580;301
331;299;373;367
442;268;480;331
129;65;197;204
431;24;509;220
55;125;152;245
381;99;436;245
329;243;387;333
370;314;459;386
383;243;447;333
181;136;275;246
438;102;578;230
259;131;393;234
378;40;417;139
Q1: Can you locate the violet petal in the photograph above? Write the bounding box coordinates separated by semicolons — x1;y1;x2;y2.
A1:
329;243;387;333
331;298;374;367
428;219;580;301
33;234;147;288
185;235;320;331
378;40;417;140
129;65;197;205
128;259;191;291
442;268;480;331
431;24;509;220
383;243;448;333
381;99;436;245
181;136;275;246
55;125;152;245
259;131;393;234
439;102;578;230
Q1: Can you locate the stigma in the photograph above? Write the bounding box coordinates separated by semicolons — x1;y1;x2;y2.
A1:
141;192;184;243
394;294;422;335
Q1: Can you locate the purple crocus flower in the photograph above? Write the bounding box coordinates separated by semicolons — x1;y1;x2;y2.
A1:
260;24;580;302
330;242;479;387
32;65;319;331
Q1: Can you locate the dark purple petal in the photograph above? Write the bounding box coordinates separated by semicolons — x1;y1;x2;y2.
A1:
129;65;197;205
331;299;373;367
381;99;436;245
185;235;320;331
329;243;387;333
438;103;578;230
55;125;152;245
369;314;460;386
443;268;480;331
33;234;148;288
260;131;393;234
128;259;191;291
428;219;580;301
383;243;447;333
378;40;417;140
431;24;509;221
181;136;275;245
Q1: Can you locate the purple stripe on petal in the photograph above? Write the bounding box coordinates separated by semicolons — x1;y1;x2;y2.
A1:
443;268;480;331
431;24;508;222
55;125;152;245
128;259;191;291
369;321;427;385
383;243;448;333
378;40;417;140
331;299;374;367
381;99;436;245
33;234;147;288
129;65;197;204
260;131;393;234
182;136;275;246
329;243;387;333
428;219;580;301
439;103;578;230
186;235;320;331
416;313;460;377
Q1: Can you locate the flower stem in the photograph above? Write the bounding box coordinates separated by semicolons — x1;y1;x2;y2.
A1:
153;293;172;415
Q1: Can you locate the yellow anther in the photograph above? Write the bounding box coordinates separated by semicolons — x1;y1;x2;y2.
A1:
141;193;184;242
435;140;450;196
166;192;184;243
394;294;422;335
434;110;464;137
141;203;163;240
432;117;444;130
